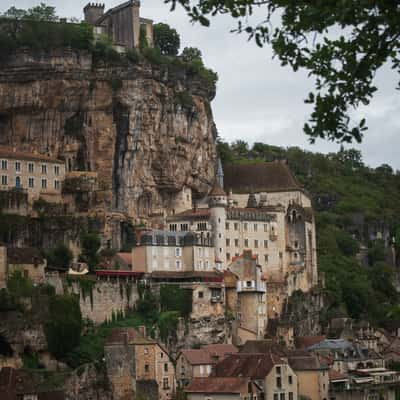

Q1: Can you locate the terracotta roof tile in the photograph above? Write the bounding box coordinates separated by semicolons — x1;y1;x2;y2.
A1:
214;353;283;379
240;340;286;357
329;368;348;382
288;355;328;371
167;208;211;220
203;344;238;360
185;377;250;394
223;161;302;194
105;327;155;346
295;336;326;349
209;183;227;197
7;247;44;265
0;146;64;164
181;349;213;365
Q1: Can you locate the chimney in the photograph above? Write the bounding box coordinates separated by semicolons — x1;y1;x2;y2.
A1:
138;325;146;338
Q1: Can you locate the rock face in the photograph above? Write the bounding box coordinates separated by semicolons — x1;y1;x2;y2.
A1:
0;48;217;239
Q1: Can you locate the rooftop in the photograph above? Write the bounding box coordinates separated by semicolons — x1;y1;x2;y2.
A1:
0;146;64;164
185;377;251;394
7;247;44;265
295;335;326;349
288;355;328;371
223;161;302;194
239;340;286;357
105;327;155;346
214;353;284;379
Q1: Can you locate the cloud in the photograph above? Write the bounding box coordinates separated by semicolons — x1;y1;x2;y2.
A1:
1;0;399;169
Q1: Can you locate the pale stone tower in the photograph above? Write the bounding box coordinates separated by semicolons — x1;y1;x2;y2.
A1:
208;183;228;266
216;158;224;187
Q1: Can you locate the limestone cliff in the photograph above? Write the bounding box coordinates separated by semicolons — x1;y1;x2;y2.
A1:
0;49;217;237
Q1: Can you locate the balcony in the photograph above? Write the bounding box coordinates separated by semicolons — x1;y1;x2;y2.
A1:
236;280;266;293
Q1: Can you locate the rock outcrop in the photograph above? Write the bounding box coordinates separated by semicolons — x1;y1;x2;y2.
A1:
0;48;217;244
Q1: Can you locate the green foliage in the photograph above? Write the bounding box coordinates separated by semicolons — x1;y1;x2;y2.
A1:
92;36;121;65
368;240;386;266
158;311;179;342
136;285;159;323
160;285;192;318
167;0;400;143
44;294;82;360
153;22;180;56
80;232;101;270
139;25;148;50
181;46;202;63
175;90;193;109
0;17;93;56
126;48;140;63
46;243;73;270
7;270;35;298
22;351;41;369
142;46;169;65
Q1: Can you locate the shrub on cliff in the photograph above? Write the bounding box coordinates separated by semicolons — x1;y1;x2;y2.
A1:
46;243;73;270
153;22;180;56
80;233;101;270
44;294;82;360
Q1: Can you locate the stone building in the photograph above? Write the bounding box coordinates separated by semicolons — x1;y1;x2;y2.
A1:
223;250;267;344
166;160;319;324
0;146;65;208
176;344;237;387
83;0;153;50
104;327;175;400
0;246;46;285
214;352;298;400
185;377;261;400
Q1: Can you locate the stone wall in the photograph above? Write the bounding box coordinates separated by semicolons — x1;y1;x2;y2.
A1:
45;274;139;324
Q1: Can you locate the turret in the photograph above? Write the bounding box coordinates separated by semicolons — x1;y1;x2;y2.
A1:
83;3;105;24
216;157;224;188
208;182;227;265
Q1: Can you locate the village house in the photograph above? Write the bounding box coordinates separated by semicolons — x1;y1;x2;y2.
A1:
223;250;267;344
0;146;65;212
176;344;237;387
104;326;175;400
83;0;153;51
213;353;298;400
185;377;261;400
0;246;46;287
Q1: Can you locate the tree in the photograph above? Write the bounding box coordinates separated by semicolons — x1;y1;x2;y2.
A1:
181;46;202;63
167;0;400;143
26;3;58;21
80;233;101;270
46;243;73;270
44;294;82;359
153;23;180;56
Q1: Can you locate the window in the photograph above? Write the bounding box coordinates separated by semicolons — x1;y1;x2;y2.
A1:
274;395;279;400
198;291;204;299
254;224;258;231
160;352;163;358
276;377;282;388
205;260;209;269
144;347;148;354
254;240;258;248
145;364;149;372
288;375;293;385
15;162;21;171
279;252;283;259
1;175;7;185
246;281;252;287
1;160;7;170
28;163;34;173
264;240;268;248
264;224;268;232
197;222;207;231
164;363;168;372
234;222;238;230
28;177;34;188
197;260;203;269
234;239;239;247
226;238;230;246
54;180;60;190
175;248;181;257
276;366;281;375
289;393;293;400
294;240;299;248
198;247;203;257
181;223;188;231
264;254;269;263
54;165;60;175
170;224;177;231
244;223;248;231
244;239;249;247
41;164;47;174
226;253;230;260
175;260;181;269
41;179;47;189
280;394;285;400
15;176;21;188
225;222;230;230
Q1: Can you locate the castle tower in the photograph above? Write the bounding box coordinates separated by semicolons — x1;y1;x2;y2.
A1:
208;182;227;266
83;3;105;24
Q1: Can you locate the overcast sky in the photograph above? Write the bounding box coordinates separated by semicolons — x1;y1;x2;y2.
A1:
2;0;400;169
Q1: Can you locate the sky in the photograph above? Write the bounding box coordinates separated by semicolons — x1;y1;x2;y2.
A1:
2;0;400;169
